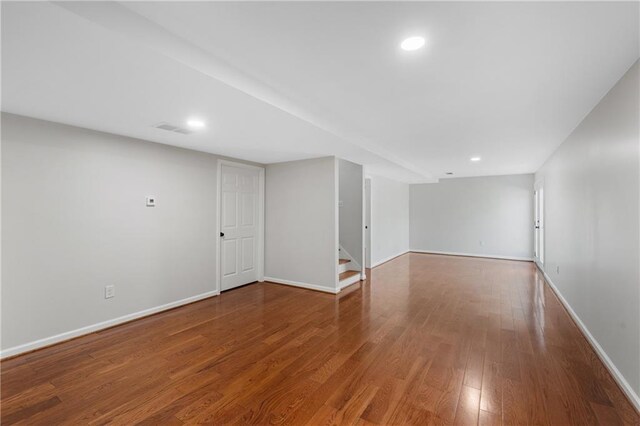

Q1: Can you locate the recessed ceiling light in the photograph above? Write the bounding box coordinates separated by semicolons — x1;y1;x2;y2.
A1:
470;156;482;162
186;119;205;130
400;36;425;51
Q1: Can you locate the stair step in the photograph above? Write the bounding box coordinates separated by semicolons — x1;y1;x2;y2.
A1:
339;270;360;281
338;259;350;265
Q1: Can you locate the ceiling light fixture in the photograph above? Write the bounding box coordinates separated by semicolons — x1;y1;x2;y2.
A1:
186;119;205;130
470;156;482;162
400;36;425;51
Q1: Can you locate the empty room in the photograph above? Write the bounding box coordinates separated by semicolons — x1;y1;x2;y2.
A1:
1;1;639;425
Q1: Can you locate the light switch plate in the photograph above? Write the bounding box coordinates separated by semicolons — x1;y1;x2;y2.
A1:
105;285;115;299
146;196;156;207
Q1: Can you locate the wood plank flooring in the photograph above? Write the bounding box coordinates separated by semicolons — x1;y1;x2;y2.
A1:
2;253;638;425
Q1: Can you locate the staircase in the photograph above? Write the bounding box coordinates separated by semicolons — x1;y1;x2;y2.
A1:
338;258;361;289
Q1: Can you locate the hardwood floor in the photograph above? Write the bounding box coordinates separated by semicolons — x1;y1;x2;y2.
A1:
1;253;638;425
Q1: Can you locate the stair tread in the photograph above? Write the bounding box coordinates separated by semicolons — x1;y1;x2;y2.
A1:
338;259;350;265
339;270;360;281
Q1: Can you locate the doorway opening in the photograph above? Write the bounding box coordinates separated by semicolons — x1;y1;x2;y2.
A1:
337;159;364;289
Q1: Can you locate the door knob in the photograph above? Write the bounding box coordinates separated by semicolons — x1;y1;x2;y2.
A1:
220;232;225;237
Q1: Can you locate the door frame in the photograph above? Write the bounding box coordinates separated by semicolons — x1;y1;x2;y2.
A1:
216;159;265;293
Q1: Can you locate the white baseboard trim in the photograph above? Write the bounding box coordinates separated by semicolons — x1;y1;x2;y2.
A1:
264;277;339;294
371;250;410;268
410;249;533;262
0;290;220;359
539;267;640;412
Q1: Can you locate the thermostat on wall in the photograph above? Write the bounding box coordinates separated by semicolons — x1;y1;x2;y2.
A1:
146;196;156;207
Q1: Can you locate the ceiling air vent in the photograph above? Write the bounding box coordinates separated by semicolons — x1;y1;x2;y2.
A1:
153;122;193;135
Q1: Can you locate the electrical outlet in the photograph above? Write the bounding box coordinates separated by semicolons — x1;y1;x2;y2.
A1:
556;266;560;274
479;240;484;246
105;285;115;299
146;196;156;207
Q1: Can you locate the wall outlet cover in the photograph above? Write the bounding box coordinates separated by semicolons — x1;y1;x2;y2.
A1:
146;196;156;207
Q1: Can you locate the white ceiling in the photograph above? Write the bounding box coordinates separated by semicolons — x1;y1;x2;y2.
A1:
2;2;638;182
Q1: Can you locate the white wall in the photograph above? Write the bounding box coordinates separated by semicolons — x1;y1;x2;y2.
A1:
410;174;534;260
338;159;363;270
370;175;410;267
1;113;259;355
265;157;338;292
536;61;639;403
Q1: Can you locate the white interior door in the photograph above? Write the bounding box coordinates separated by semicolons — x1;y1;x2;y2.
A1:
534;185;544;265
220;164;260;291
364;179;372;268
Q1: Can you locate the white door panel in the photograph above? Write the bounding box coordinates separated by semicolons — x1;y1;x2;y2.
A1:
534;184;544;265
241;237;255;271
365;179;371;269
223;192;237;227
221;164;260;291
241;193;255;225
223;240;238;276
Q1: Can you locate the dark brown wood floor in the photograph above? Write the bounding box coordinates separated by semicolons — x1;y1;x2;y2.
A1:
1;253;638;425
